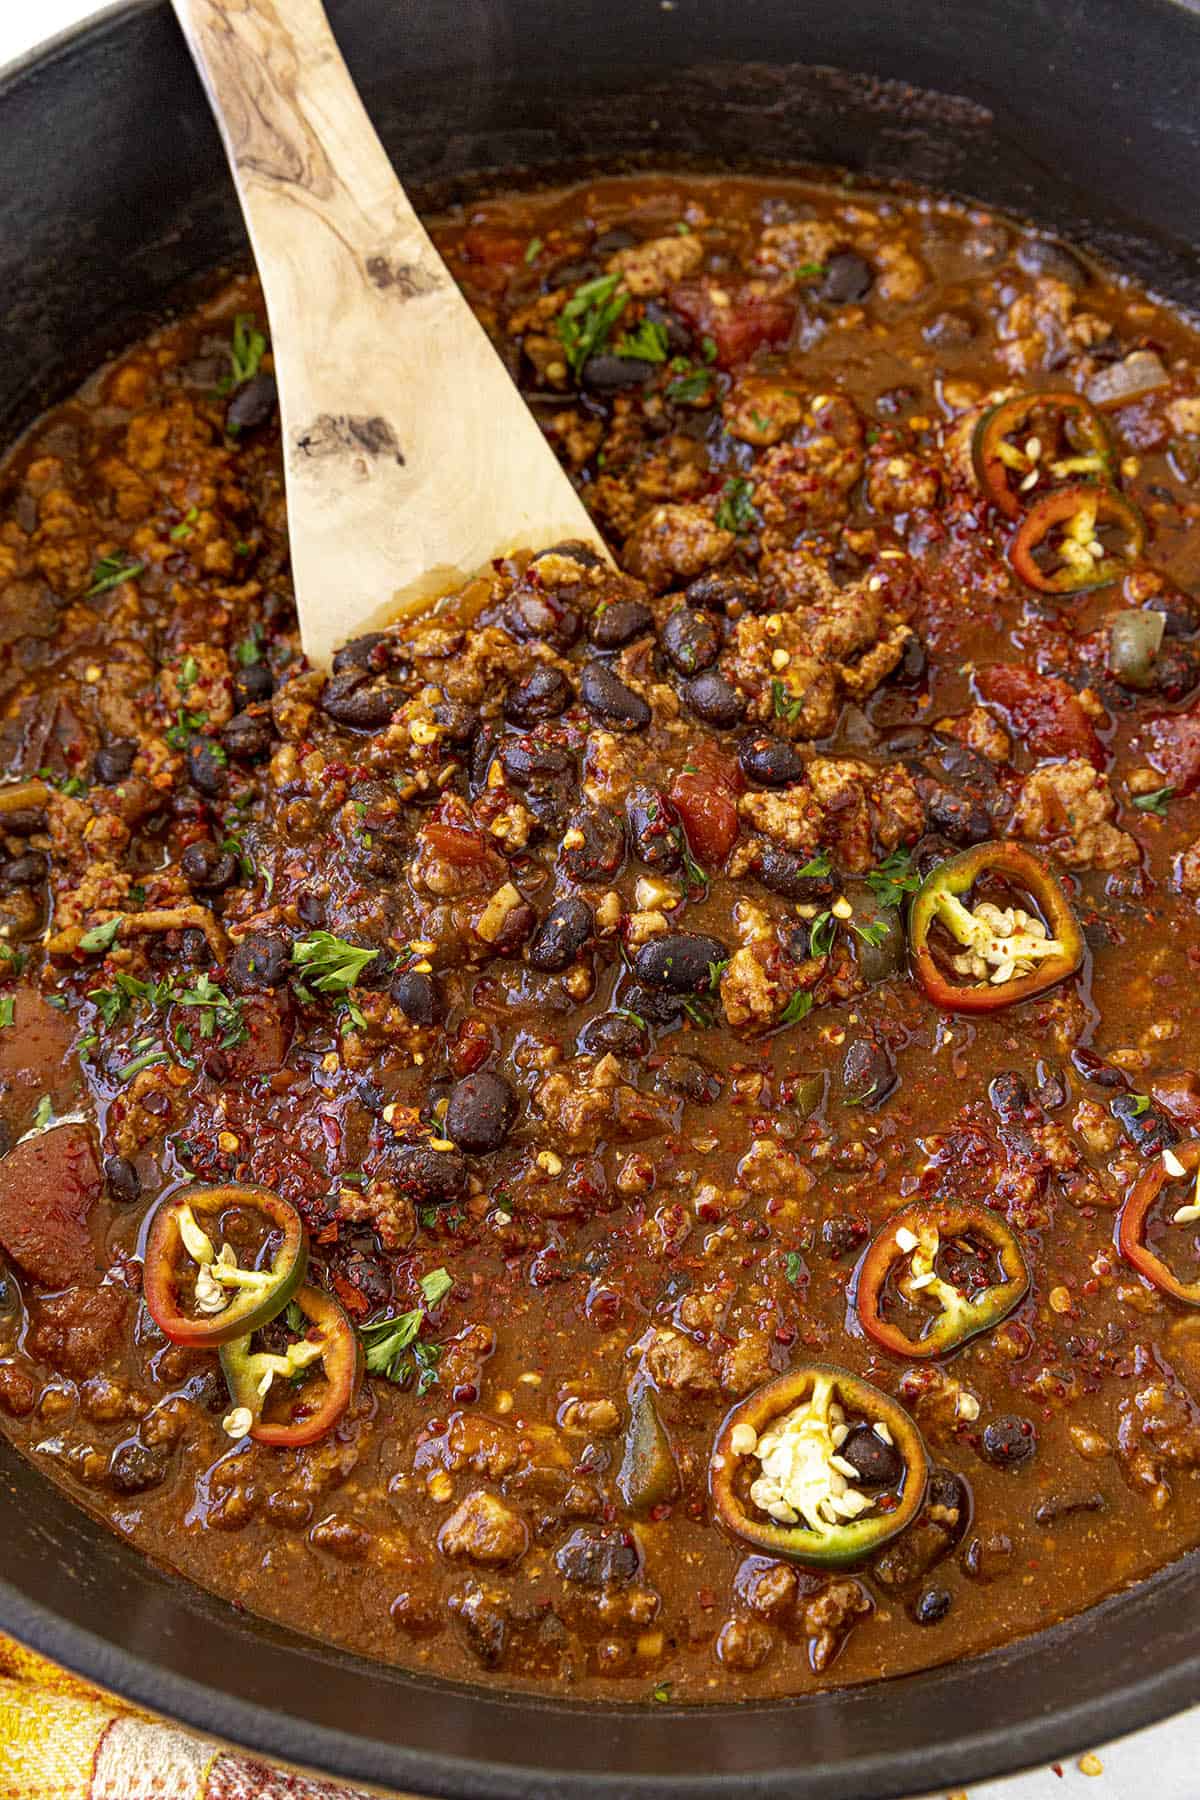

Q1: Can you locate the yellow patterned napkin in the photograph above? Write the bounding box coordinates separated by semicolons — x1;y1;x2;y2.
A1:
0;1634;389;1799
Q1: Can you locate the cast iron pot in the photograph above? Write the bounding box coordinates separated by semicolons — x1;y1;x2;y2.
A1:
2;2;1200;1794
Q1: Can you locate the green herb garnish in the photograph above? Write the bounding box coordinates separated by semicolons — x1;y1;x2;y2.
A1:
524;236;543;264
771;680;803;724
809;911;837;958
556;274;629;377
615;318;670;363
865;848;921;909
796;851;832;879
292;930;379;993
0;997;14;1031
86;555;145;597
779;989;814;1026
32;1095;52;1130
220;312;266;392
1133;786;1174;817
665;367;714;405
784;1250;804;1285
170;506;199;542
714;474;759;535
358;1267;450;1386
79;915;124;954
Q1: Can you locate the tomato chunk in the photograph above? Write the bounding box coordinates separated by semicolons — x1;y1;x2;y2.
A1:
975;664;1105;768
671;755;740;864
668;279;795;369
1147;708;1200;797
0;1122;103;1287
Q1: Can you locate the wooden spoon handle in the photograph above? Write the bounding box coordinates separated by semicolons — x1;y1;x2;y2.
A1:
171;0;607;668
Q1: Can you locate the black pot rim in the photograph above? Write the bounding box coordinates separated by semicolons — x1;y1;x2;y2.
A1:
3;4;1200;1796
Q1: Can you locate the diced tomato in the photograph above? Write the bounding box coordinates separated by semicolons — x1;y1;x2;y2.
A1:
423;821;492;867
974;665;1105;768
0;1123;102;1288
461;228;526;268
671;752;740;864
1147;708;1200;796
451;1017;492;1078
668;280;795;369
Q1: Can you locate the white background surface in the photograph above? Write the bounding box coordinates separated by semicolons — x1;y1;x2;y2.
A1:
1;3;1196;1797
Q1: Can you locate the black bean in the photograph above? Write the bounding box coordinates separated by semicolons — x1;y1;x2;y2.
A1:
0;853;46;887
1150;642;1200;703
988;1072;1032;1123
332;632;392;673
1111;1091;1178;1157
93;739;136;784
489;899;537;959
528;897;594;972
1147;584;1200;638
555;1526;640;1586
232;660;274;707
756;844;833;902
508;589;583;650
320;669;399;730
434;700;479;746
738;732;804;787
469;724;498;795
580;662;651;730
633;931;728;995
661;606;719;675
1015;237;1089;289
839;1423;904;1487
0;808;43;837
296;889;326;928
1033;1488;1104;1527
352;946;396;992
1071;1045;1129;1090
103;1154;141;1204
912;832;963;880
592;229;637;255
532;540;607;573
841;1036;897;1108
580;1012;648;1058
108;1439;171;1494
226;371;277;433
627;789;681;870
822;1214;869;1259
685;571;765;614
589;598;655;650
559;806;625;883
894;635;928;686
681;670;745;728
615;979;682;1026
912;1587;952;1626
444;1070;518;1154
227;930;290;992
180;839;237;890
821;249;874;304
923;785;992;846
186;737;227;797
922;309;976;348
499;735;573;786
982;1415;1037;1469
504;666;572;725
390;969;443;1025
654;1053;721;1104
220;709;274;763
581;353;657;392
390;1141;469;1206
927;1468;970;1531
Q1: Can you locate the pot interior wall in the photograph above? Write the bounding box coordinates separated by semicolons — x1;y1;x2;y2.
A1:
2;1;1200;1795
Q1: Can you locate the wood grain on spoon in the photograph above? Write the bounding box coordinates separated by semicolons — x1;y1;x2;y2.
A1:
170;0;609;670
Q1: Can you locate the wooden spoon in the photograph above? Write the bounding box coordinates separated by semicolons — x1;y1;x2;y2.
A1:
170;0;609;669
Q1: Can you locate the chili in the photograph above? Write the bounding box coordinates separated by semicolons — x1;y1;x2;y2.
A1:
908;842;1084;1013
219;1283;360;1447
972;390;1112;519
854;1201;1029;1358
711;1366;928;1564
1116;1139;1200;1305
142;1184;307;1347
1009;481;1145;594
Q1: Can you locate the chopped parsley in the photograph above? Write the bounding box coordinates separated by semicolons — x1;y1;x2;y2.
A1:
0;997;13;1030
793;261;827;279
796;850;832;879
652;1682;672;1704
784;1250;804;1285
1133;785;1174;817
165;706;208;750
556;274;629;376
850;918;890;949
665;367;714;405
779;988;814;1026
808;911;837;958
79;915;124;954
615;318;670;363
179;654;199;692
32;1094;53;1130
86;555;145;597
1128;1093;1151;1116
235;623;264;667
714;474;759;535
865;847;921;909
771;679;803;724
170;506;199;542
681;995;714;1029
700;335;718;363
292;930;379;993
358;1267;451;1390
523;236;543;264
219;312;267;392
707;958;729;991
846;1081;879;1106
114;1048;170;1083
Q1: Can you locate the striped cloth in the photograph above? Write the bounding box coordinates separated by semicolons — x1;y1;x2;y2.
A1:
0;1635;390;1800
